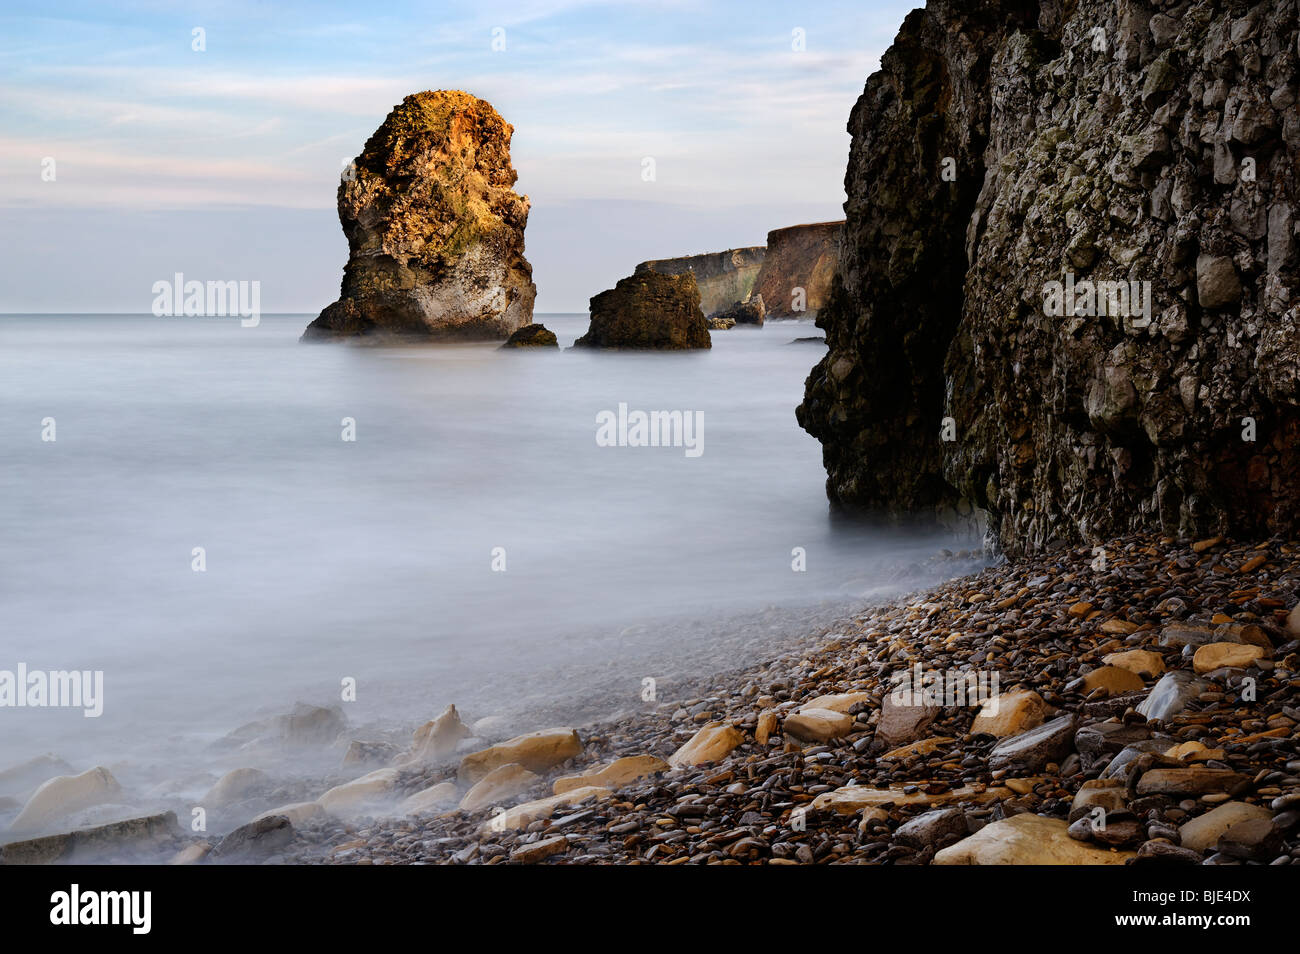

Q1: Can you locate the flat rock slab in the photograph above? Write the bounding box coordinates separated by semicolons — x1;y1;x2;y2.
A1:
812;783;1011;814
934;812;1135;865
1136;768;1251;797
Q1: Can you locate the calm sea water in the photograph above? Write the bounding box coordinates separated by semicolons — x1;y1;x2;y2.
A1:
0;313;979;805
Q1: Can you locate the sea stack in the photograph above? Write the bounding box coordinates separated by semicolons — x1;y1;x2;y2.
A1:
302;91;536;342
574;272;711;350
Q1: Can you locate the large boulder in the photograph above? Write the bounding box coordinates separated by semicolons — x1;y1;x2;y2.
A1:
10;767;122;833
303;90;536;342
574;272;711;350
458;728;582;784
798;0;1300;554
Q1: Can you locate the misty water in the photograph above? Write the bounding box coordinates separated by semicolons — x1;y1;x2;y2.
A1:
0;313;984;832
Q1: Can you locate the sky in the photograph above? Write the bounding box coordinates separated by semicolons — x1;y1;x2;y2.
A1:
0;0;915;313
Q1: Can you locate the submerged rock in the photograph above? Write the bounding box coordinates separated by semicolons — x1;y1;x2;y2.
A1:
574;272;711;350
303;90;536;342
501;323;558;348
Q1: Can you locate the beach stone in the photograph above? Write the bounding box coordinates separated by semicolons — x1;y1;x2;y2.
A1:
1216;818;1284;860
667;723;744;768
1193;642;1267;674
1103;649;1165;677
341;740;400;768
279;704;346;746
10;767;122;833
894;808;969;850
1178;801;1271;852
970;689;1048;738
1069;779;1128;822
1081;665;1147;694
934;813;1134;865
169;841;212;866
1137;671;1207;720
459;728;582;784
0;754;74;797
1100;619;1140;635
988;715;1076;773
784;707;854;742
317;767;400;815
402;704;471;765
480;785;610;833
1137;768;1250;797
1132;841;1205;865
802;691;870;713
1164;741;1224;762
459;763;540;812
398;781;460;816
874;692;940;748
211;815;293;861
203;768;269;808
755;710;779;745
1157;623;1224;649
252;801;324;826
882;737;955;760
552;755;668;795
812;783;1009;814
1287;603;1300;637
510;834;569;863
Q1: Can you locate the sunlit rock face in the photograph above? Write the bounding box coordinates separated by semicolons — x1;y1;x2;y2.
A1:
303;90;536;342
799;0;1300;557
755;221;843;319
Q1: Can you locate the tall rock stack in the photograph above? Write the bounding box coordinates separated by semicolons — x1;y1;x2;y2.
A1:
303;91;536;341
799;0;1300;557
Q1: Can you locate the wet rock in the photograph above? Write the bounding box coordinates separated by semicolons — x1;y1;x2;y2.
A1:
398;782;459;816
970;688;1048;738
211;815;294;861
10;767;122;833
1136;768;1251;797
1178;801;1271;852
1137;671;1207;721
988;715;1076;773
668;723;744;768
934;813;1134;865
894;808;969;850
252;801;324;826
317;768;399;815
552;755;668;795
510;834;569;864
1193;642;1267;674
480;786;610;833
502;323;558;348
874;693;940;748
459;763;540;812
1216;818;1284;860
402;704;472;765
783;707;853;742
0;811;179;865
458;728;582;784
203;768;270;808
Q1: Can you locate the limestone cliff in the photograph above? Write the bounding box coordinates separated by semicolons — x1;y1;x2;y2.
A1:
755;222;843;318
634;248;765;316
303;91;536;341
799;0;1300;557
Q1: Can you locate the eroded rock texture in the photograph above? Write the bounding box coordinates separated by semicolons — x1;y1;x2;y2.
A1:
799;0;1300;556
755;221;844;318
634;248;766;316
574;272;711;350
303;91;536;341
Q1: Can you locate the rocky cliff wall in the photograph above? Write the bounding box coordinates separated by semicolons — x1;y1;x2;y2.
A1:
634;248;765;316
799;0;1300;557
755;221;844;318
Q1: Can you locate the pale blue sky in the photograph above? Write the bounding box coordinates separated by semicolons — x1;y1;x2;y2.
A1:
0;0;915;312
